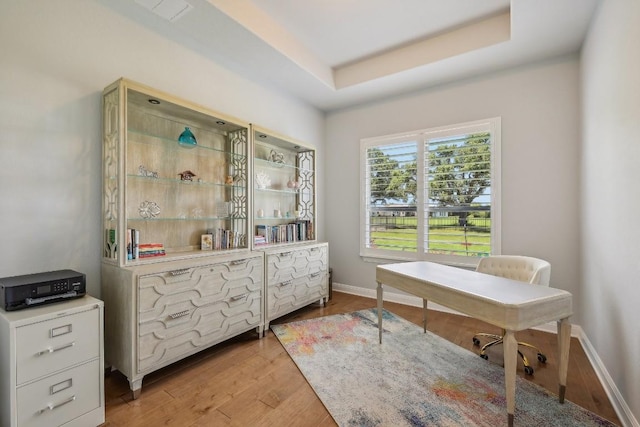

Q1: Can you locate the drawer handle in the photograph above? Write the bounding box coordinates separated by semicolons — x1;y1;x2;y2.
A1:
38;395;76;414
230;259;247;265
310;272;321;278
278;280;292;287
169;310;190;319
37;342;75;356
169;268;190;276
279;251;292;257
50;324;72;338
230;293;248;301
310;247;320;252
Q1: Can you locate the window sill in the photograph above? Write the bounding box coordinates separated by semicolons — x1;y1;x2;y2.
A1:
360;254;477;270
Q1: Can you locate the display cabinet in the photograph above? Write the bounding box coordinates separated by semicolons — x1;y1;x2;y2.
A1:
252;127;328;325
252;126;316;248
101;79;262;399
102;78;249;265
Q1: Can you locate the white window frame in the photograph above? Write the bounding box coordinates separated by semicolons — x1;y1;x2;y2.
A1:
360;117;501;268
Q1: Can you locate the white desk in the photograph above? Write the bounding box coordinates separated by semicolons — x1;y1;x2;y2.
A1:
376;261;573;426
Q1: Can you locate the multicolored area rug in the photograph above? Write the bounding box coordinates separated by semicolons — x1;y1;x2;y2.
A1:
271;308;617;427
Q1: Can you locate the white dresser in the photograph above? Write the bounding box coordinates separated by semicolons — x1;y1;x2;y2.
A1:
0;295;105;427
102;251;264;398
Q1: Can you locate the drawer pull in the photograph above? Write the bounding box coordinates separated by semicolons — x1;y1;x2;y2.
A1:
50;324;72;337
230;259;248;265
169;310;190;319
38;395;76;414
310;247;320;252
169;268;190;276
279;251;292;257
37;342;75;356
278;280;293;287
310;272;321;278
230;293;249;301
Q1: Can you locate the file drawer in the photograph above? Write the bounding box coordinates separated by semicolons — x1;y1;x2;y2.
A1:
16;359;100;427
16;307;100;385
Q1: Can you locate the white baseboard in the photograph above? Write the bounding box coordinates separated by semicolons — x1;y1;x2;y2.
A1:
333;282;638;427
575;329;639;427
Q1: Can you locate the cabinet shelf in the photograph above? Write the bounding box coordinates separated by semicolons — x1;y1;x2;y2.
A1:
254;157;312;173
127;216;246;221
254;187;312;195
127;174;246;188
128;128;247;161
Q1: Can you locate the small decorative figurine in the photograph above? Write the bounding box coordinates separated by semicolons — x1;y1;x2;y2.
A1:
255;171;271;189
178;127;197;148
287;178;300;190
178;170;196;181
269;149;285;166
138;165;158;178
225;175;234;185
139;201;161;219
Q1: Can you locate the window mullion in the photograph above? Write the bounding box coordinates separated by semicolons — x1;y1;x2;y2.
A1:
417;135;426;254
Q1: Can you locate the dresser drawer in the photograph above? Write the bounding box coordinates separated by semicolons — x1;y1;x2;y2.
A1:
16;307;100;385
267;245;327;284
138;256;263;322
268;270;326;320
16;359;100;427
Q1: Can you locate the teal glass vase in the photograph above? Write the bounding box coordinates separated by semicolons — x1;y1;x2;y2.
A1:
178;127;197;148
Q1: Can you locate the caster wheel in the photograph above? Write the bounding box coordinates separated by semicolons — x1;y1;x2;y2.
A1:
472;337;480;346
537;353;547;363
480;354;488;360
524;366;534;375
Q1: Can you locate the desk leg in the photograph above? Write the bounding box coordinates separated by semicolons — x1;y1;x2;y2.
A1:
557;317;571;403
377;281;383;344
503;330;517;427
422;299;428;333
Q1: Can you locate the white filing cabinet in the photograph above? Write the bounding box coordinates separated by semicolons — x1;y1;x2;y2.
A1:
0;296;104;427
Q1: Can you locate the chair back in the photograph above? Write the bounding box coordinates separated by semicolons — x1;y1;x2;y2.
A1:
476;255;551;286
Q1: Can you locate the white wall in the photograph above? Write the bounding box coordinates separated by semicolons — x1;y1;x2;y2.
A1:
581;1;640;423
0;0;324;297
326;58;583;321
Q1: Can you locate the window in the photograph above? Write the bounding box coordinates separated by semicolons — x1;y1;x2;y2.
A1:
360;118;501;266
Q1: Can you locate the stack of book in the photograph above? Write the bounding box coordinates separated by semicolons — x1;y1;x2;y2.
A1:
138;243;166;258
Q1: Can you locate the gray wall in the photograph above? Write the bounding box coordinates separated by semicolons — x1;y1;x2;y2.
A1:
0;0;325;298
325;58;582;320
581;0;640;422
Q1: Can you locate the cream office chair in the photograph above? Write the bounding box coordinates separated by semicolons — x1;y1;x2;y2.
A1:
472;255;551;375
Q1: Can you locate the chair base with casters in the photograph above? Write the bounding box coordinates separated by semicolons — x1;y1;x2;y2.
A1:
471;255;552;375
472;330;547;375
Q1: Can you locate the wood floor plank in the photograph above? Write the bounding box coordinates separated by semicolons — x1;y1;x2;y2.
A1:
103;291;621;426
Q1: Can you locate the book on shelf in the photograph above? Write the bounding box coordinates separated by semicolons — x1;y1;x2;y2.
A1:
206;228;243;250
254;220;313;245
126;228;141;259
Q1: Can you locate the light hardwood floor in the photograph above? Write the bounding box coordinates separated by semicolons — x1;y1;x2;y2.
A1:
103;292;621;426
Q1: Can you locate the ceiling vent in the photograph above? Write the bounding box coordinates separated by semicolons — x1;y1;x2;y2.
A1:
135;0;193;22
